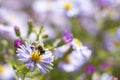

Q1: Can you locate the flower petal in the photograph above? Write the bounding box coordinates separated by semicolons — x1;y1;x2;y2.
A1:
36;63;47;74
25;61;34;71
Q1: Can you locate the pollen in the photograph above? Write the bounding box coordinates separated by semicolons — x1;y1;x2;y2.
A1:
64;2;72;10
31;50;42;62
73;38;82;46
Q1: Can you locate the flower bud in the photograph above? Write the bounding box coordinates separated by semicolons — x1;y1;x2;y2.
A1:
14;39;24;48
14;26;21;37
62;30;73;43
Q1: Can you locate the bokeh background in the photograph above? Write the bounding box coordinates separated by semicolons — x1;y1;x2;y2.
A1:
0;0;120;80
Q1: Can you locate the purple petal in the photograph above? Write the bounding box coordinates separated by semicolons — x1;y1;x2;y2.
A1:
41;51;54;63
36;63;47;74
25;61;34;71
17;52;30;59
42;57;53;64
18;58;30;62
62;30;73;43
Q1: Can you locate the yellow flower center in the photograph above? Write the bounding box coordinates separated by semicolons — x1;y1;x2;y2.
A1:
30;50;42;62
64;2;72;10
0;65;4;74
64;56;70;63
73;38;82;46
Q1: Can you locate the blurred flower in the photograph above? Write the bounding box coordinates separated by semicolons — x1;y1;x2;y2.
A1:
62;30;73;43
92;72;100;80
77;0;94;16
0;64;16;80
58;42;92;72
58;50;82;72
54;44;70;59
85;65;96;74
80;16;99;36
0;0;33;10
0;24;17;40
71;38;83;50
56;0;80;17
32;0;53;13
104;34;119;52
16;42;54;74
14;39;24;48
100;73;113;80
0;7;28;37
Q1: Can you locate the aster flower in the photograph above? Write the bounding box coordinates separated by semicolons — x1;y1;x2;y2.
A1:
58;51;82;72
16;42;54;74
0;7;28;37
0;24;17;39
58;44;92;72
100;73;113;80
71;39;91;59
54;0;80;17
55;38;92;72
0;64;16;80
71;38;83;49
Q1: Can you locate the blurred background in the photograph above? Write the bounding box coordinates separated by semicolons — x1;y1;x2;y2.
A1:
0;0;120;80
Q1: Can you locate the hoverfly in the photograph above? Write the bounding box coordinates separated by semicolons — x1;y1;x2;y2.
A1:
31;43;45;55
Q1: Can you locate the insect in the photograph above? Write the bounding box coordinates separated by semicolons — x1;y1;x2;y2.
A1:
37;45;45;55
31;43;45;55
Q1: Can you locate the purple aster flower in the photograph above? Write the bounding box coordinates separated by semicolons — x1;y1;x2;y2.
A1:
16;42;54;74
85;65;95;74
58;45;92;72
14;39;24;48
62;30;73;43
58;52;81;72
0;64;16;80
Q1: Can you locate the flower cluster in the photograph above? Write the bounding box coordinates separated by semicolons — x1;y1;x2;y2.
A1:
55;31;92;72
0;0;120;79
